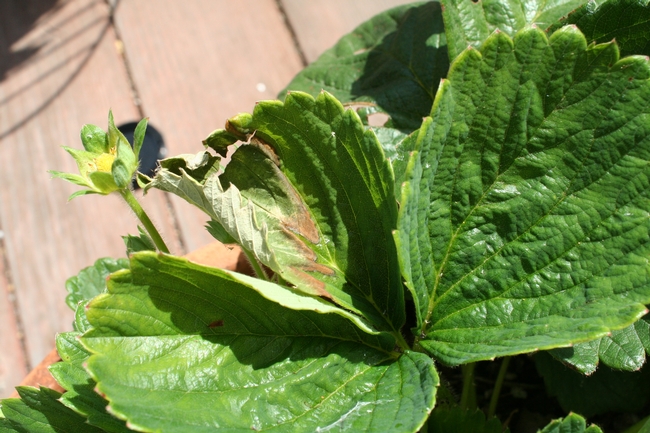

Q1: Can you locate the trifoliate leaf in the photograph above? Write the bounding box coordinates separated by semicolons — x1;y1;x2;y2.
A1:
282;2;448;132
441;0;589;61
81;252;438;433
397;26;650;365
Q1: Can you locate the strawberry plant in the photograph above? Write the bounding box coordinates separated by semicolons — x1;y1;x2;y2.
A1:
4;0;650;431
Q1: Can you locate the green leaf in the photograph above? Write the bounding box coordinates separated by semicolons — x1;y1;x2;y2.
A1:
80;124;108;154
0;387;104;433
81;252;437;433
107;111;137;189
74;301;93;333
538;413;603;433
87;171;118;195
48;171;93;188
441;0;589;61
132;117;148;161
551;315;650;373
535;352;650;417
426;407;506;433
122;226;156;255
397;26;650;365
549;0;650;57
65;257;129;310
49;333;131;433
154;91;404;333
205;219;237;244
282;2;448;132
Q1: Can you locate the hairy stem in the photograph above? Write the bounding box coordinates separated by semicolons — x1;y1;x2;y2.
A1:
119;189;170;254
242;248;270;281
488;356;511;418
460;363;477;410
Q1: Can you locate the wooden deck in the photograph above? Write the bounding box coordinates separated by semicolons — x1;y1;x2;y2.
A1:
0;0;416;397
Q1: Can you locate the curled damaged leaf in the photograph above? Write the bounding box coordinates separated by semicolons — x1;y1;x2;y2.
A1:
143;145;339;300
153;91;403;333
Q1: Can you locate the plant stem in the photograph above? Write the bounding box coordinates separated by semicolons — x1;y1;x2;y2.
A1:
487;356;511;419
119;189;170;254
242;248;269;281
460;362;477;410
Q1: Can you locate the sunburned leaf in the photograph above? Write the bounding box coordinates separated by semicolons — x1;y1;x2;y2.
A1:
49;333;131;433
64;257;129;311
81;252;438;433
549;0;650;57
551;315;650;373
397;26;650;365
151;91;404;334
441;0;589;61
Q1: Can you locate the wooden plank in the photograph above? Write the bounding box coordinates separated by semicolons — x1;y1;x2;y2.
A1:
0;0;182;368
281;0;418;63
112;0;305;253
0;238;28;398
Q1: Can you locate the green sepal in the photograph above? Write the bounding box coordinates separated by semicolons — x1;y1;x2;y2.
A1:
88;171;119;195
67;189;100;201
132;117;148;161
80;124;108;153
48;171;92;188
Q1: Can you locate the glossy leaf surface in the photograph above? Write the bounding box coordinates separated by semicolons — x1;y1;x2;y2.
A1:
0;387;104;433
551;316;650;373
397;26;650;365
49;333;131;433
82;253;437;433
441;0;588;60
549;0;650;57
64;257;129;311
282;2;448;132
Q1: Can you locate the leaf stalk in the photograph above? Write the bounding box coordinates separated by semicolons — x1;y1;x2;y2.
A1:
119;189;170;254
487;356;511;419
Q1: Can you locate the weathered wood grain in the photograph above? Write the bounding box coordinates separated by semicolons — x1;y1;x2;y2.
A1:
0;239;28;398
112;0;306;253
0;0;182;372
281;0;419;64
